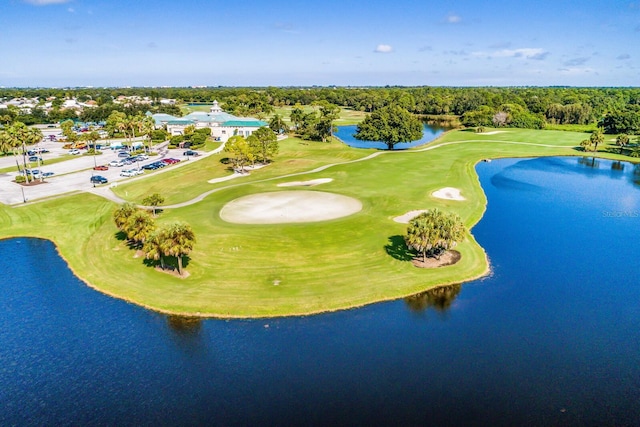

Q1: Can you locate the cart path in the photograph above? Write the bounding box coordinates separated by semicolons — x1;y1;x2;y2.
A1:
85;139;574;209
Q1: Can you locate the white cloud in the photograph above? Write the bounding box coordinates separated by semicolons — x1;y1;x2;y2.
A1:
446;14;461;24
558;67;594;75
474;48;549;60
23;0;72;4
374;44;393;53
67;7;75;13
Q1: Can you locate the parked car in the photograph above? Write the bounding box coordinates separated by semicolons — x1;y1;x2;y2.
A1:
109;160;125;167
69;149;81;155
28;148;49;155
42;171;54;178
28;156;43;163
120;169;135;177
94;165;109;171
117;151;130;158
183;150;200;157
90;175;108;184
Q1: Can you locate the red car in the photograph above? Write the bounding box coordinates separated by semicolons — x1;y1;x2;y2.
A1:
161;158;180;165
93;165;109;171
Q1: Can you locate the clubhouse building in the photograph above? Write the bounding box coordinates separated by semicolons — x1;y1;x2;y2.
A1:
150;101;267;142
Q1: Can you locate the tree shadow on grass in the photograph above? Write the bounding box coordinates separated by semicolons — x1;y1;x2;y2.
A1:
114;230;127;241
385;235;414;262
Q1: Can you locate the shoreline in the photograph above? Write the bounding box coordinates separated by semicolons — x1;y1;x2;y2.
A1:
2;129;636;319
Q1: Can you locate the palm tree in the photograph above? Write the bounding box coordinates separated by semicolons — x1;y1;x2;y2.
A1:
143;230;166;270
160;222;196;276
590;130;604;152
124;210;155;248
139;115;155;153
113;202;138;231
0;130;11;155
616;134;630;154
405;209;466;262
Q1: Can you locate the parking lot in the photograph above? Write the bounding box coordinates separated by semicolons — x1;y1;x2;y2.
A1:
0;139;207;205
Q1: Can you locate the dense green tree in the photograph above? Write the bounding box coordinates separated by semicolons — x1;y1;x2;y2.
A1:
224;135;255;171
269;113;288;134
355;105;423;150
290;105;305;130
250;126;278;163
142;193;165;217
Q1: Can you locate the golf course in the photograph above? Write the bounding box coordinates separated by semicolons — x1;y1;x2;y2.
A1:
0;127;633;317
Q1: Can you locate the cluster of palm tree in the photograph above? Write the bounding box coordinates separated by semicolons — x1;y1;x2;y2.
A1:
0;122;43;183
113;202;195;276
404;209;466;263
106;111;156;151
580;130;605;152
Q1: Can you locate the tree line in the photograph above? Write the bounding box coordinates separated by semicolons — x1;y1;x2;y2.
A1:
3;86;640;134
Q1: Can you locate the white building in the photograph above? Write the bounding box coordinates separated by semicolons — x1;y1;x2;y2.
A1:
150;101;268;142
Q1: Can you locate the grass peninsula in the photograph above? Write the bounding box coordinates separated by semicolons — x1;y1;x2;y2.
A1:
0;128;632;318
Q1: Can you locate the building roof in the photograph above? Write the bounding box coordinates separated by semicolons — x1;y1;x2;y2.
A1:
166;119;194;125
221;120;268;128
151;113;179;126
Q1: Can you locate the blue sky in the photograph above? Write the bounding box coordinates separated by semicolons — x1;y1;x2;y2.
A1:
1;0;639;87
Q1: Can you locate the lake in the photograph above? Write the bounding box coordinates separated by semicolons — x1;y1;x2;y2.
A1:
1;157;639;426
335;124;445;149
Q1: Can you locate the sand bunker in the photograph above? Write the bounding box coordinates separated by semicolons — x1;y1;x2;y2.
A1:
477;130;506;135
432;187;465;201
394;210;429;224
277;178;333;187
220;191;362;224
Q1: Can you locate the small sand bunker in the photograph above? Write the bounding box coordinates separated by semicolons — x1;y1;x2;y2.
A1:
477;130;506;135
432;187;465;201
220;191;362;224
394;210;429;224
277;178;333;187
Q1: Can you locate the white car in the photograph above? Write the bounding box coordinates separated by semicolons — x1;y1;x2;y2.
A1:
120;169;135;177
69;149;81;155
109;160;125;167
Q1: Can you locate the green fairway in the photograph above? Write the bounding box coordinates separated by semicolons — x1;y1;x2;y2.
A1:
1;128;633;318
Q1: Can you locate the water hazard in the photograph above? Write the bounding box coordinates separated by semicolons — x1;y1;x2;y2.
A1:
1;157;639;425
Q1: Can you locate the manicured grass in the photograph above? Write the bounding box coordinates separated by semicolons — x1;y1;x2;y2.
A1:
112;136;367;205
1;128;636;318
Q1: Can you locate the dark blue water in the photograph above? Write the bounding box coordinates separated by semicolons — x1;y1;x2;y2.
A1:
2;157;639;426
335;124;444;149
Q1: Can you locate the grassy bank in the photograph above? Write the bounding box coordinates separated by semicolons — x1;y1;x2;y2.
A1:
0;128;628;318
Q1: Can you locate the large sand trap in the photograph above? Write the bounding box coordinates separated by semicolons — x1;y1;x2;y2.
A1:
394;210;428;223
277;178;333;187
432;187;465;201
220;191;362;224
